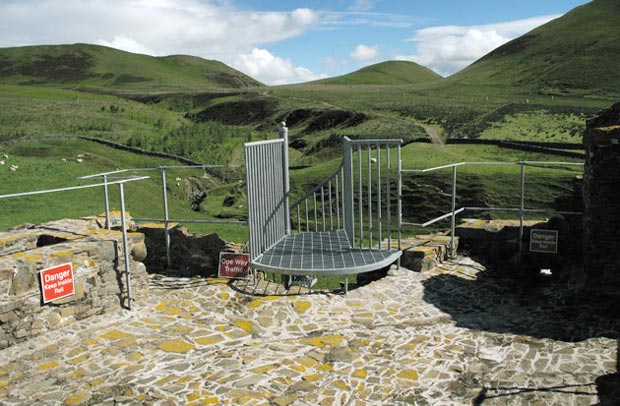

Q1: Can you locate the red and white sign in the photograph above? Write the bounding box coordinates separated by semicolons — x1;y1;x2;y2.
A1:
218;252;250;279
40;263;75;303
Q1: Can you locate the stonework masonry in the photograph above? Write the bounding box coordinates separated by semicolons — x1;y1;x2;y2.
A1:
0;216;149;349
583;102;620;290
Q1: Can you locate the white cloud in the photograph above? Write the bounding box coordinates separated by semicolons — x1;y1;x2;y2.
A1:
348;0;374;12
234;48;326;86
0;0;320;84
396;15;560;76
97;36;159;56
350;44;380;61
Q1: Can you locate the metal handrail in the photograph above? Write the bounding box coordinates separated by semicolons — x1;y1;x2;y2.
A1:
401;160;584;258
0;176;150;310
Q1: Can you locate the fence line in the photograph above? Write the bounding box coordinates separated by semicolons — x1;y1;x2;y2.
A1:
401;160;584;258
0;176;150;310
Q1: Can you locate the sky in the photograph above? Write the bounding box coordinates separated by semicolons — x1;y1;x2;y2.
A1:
0;0;591;85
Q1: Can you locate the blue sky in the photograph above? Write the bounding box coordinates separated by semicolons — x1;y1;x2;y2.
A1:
0;0;590;85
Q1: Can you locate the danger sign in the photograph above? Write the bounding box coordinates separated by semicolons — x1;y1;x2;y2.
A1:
218;252;250;279
40;263;75;303
529;229;558;254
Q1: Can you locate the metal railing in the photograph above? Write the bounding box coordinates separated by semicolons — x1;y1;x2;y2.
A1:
0;176;149;310
79;164;246;268
401;160;584;258
289;137;403;252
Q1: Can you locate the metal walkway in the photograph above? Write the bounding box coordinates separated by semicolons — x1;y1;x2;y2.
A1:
251;230;401;275
244;123;402;291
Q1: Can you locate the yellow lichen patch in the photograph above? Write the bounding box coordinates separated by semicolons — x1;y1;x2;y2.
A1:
155;375;175;386
186;391;201;402
0;381;8;388
37;360;59;371
155;301;167;311
24;254;43;263
68;368;88;379
296;356;318;368
251;364;278;374
333;380;350;391
345;300;364;308
83;338;98;346
301;334;343;347
303;374;322;382
317;364;333;372
247;300;265;309
233;319;253;334
88;378;106;388
215;326;228;332
164;307;183;315
159;340;195;353
127;352;143;362
176;375;194;384
0;369;7;376
352;369;367;379
290;364;306;373
397;369;419;380
402;343;417;351
51;250;73;258
67;355;89;365
64;390;91;405
217;292;230;300
264;296;282;301
293;300;312;313
194;335;224;346
98;330;133;340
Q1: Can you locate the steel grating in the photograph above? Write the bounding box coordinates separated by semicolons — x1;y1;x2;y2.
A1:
251;229;401;275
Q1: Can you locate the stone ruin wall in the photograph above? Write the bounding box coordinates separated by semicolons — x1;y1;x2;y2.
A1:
583;102;620;290
0;215;149;349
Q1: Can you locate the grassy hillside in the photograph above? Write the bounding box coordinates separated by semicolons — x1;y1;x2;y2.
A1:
0;43;263;92
312;61;443;86
449;0;620;96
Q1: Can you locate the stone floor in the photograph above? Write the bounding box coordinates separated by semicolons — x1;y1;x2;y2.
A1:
1;257;618;406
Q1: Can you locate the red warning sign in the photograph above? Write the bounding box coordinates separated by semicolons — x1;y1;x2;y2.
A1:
218;252;250;279
40;263;75;303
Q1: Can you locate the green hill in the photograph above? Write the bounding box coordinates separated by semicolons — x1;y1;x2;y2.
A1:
449;0;620;96
0;43;264;92
311;61;443;86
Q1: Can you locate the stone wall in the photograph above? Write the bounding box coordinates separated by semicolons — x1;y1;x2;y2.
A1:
0;216;149;349
583;102;620;290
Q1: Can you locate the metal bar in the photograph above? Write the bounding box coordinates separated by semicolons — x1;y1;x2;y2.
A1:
313;192;318;232
367;146;372;248
348;139;403;145
403;208;466;228
0;176;149;199
358;145;363;248
377;145;382;249
343;137;355;246
321;186;326;232
161;167;171;269
463;207;582;215
119;183;133;311
450;165;457;259
297;205;301;232
103;174;111;230
305;199;309;232
132;218;247;225
397;146;402;256
386;146;391;249
280;123;291;235
336;170;340;229
519;162;525;259
328;181;333;231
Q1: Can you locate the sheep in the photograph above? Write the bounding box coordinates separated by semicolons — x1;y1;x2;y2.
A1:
61;158;67;163
2;154;8;159
9;165;17;172
76;158;83;163
0;160;4;165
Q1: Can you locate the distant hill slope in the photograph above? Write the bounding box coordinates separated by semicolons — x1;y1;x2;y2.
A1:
0;43;263;92
449;0;620;95
311;61;443;86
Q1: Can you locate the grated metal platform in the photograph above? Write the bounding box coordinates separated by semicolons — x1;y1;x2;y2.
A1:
250;230;401;275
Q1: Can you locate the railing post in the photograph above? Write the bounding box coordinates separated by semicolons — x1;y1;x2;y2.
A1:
343;137;355;246
103;174;111;230
397;145;402;267
161;167;171;269
518;162;526;260
279;122;291;235
450;165;457;259
119;182;132;310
